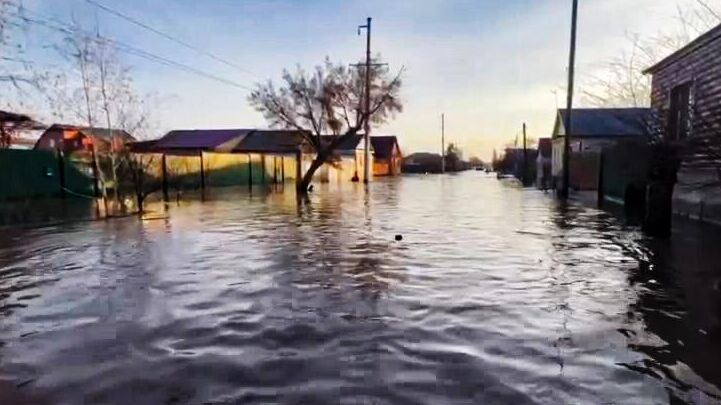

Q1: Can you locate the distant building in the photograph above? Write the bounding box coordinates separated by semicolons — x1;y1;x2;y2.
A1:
130;129;375;187
371;135;402;176
644;23;721;223
0;110;45;149
536;138;552;189
131;128;309;187
402;152;443;173
35;124;136;154
551;108;652;190
318;135;373;183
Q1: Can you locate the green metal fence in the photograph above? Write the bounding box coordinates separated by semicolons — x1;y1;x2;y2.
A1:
0;149;94;200
601;141;650;202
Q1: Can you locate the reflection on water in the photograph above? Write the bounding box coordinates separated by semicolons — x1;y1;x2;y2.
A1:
0;172;719;404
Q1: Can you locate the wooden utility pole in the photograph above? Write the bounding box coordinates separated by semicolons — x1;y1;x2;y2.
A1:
522;122;528;186
441;113;446;173
561;0;579;199
359;17;372;184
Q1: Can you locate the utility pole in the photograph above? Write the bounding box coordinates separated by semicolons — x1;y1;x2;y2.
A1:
441;113;446;173
522;122;528;186
359;17;372;184
561;0;579;199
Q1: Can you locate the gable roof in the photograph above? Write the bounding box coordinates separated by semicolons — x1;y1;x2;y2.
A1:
154;129;253;151
321;134;365;151
371;136;400;159
554;108;652;138
537;138;552;158
78;127;136;142
0;110;45;129
644;23;721;75
47;124;136;142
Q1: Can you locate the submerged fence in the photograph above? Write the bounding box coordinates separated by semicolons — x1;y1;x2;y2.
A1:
0;149;94;200
600;141;650;203
145;152;297;194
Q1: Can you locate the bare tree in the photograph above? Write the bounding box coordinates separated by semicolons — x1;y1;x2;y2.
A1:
582;1;721;108
0;0;51;144
249;57;403;193
0;1;35;95
48;20;155;214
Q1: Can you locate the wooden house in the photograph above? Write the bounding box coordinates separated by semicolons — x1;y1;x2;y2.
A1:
34;124;135;155
317;135;373;183
0;110;45;149
536;138;552;190
371;136;402;176
130;128;309;188
644;23;721;223
551;108;652;190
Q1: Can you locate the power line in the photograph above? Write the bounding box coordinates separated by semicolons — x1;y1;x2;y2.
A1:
82;0;259;79
14;9;252;91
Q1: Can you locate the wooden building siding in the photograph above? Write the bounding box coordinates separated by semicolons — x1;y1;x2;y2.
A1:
647;25;721;223
648;26;721;168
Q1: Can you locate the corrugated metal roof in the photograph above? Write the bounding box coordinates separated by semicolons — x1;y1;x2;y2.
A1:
78;127;136;142
154;129;253;151
371;136;400;159
234;130;307;153
48;124;136;142
556;108;653;138
128;140;158;153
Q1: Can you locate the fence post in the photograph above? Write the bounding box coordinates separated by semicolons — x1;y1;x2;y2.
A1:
57;150;66;199
295;149;302;190
281;156;285;183
597;151;604;207
260;154;266;185
90;146;100;198
199;151;205;195
161;154;169;202
248;153;253;190
273;156;278;185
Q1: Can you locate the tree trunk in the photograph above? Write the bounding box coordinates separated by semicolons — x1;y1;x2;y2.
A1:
296;154;326;193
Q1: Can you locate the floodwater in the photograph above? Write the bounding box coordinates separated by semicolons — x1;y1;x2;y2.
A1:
0;172;720;404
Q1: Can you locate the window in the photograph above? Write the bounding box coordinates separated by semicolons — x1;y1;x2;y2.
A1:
667;82;693;141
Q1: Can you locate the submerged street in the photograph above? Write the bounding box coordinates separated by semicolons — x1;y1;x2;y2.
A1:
0;172;720;404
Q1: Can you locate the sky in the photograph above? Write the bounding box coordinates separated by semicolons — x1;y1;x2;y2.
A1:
13;0;712;160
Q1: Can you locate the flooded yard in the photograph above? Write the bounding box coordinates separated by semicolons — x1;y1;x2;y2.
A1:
0;172;719;404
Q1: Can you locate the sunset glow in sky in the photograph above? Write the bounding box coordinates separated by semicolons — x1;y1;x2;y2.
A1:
21;0;710;159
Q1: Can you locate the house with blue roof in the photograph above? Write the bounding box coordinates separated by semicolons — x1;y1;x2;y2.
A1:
551;108;653;189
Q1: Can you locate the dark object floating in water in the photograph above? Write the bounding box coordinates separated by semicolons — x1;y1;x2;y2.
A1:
395;234;403;241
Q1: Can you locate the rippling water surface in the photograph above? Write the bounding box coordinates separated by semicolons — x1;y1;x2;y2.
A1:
0;173;720;404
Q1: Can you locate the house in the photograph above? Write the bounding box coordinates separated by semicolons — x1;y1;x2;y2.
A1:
551;108;652;190
318;135;373;183
644;23;721;223
131;128;309;187
131;129;375;188
34;124;136;154
402;152;443;173
371;136;402;176
536;138;552;189
0;110;45;149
